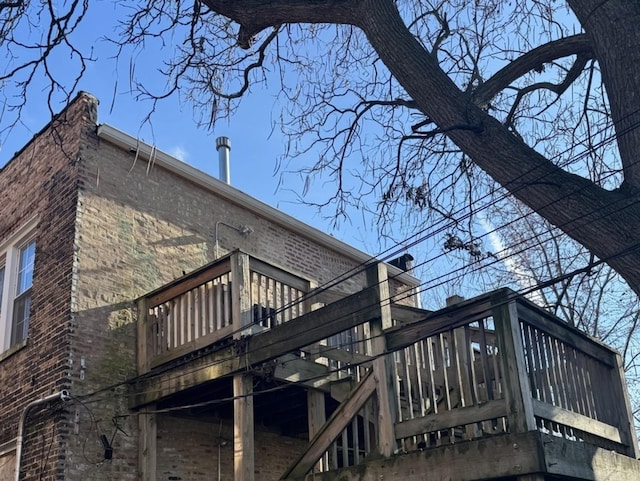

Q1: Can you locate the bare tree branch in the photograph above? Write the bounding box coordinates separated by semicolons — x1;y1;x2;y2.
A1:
473;34;594;108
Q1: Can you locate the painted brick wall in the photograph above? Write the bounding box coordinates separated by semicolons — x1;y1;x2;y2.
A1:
0;92;97;481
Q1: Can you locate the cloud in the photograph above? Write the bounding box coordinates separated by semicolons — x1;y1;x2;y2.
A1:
479;216;544;305
169;145;188;161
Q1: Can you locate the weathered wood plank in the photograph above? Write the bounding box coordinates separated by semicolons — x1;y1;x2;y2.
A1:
307;344;373;367
130;344;240;407
148;325;234;369
234;373;254;481
367;262;398;457
137;298;151;373
232;252;252;338
138;406;157;481
272;354;337;390
394;399;507;439
249;256;311;293
385;297;494;352
390;303;433;325
516;303;616;367
611;352;640;457
247;286;381;364
542;432;640;480
492;295;537;433
130;287;380;407
281;370;376;480
284;431;545;481
146;259;231;308
531;399;622;444
307;389;327;472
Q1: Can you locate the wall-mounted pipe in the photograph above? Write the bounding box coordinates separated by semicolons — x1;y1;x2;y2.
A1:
15;390;70;481
214;221;253;259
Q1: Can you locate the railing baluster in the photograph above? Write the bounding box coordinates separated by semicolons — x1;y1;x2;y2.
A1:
223;280;230;328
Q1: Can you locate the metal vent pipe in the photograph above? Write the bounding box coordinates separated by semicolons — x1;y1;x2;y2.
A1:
216;136;231;184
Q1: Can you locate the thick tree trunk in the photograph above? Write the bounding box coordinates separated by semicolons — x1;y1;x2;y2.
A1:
568;0;640;189
357;0;640;296
203;0;640;296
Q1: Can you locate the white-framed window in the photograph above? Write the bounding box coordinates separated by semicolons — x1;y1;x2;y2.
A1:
0;219;37;353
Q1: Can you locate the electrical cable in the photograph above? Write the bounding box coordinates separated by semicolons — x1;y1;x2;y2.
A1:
75;107;640;406
124;176;640;402
110;240;640;415
209;115;640;350
79;233;640;407
80;183;640;402
233;107;640;329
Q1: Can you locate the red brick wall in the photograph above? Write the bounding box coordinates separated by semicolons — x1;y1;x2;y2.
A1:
0;92;98;481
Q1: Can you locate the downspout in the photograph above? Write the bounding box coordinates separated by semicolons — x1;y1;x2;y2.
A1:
15;390;70;481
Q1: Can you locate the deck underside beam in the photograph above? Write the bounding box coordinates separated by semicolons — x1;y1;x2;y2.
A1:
130;286;387;407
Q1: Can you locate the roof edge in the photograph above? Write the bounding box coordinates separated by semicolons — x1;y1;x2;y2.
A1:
96;123;420;287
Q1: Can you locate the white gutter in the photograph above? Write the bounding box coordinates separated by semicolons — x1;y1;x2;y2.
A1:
15;391;70;481
96;124;420;287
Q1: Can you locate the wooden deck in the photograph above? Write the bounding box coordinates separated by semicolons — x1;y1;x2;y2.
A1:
131;251;640;481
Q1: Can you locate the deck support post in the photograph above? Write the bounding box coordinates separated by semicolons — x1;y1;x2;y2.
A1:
491;291;536;433
366;262;398;457
138;405;157;481
234;373;254;481
307;389;327;472
137;297;151;374
612;352;640;458
231;251;255;481
231;251;252;335
137;299;157;481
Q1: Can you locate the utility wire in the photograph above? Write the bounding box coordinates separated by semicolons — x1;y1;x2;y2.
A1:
79;231;640;405
79;168;640;404
124;146;640;401
111;240;638;414
232;110;640;335
77;107;640;405
237;106;640;328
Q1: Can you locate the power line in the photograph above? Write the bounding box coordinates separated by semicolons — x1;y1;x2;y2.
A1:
76;107;640;407
105;239;640;414
78;228;640;406
125;152;640;399
244;106;640;327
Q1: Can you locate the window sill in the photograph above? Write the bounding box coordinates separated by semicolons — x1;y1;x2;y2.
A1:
0;339;27;362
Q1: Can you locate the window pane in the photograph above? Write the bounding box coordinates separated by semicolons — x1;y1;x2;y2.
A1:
11;291;30;345
17;241;35;295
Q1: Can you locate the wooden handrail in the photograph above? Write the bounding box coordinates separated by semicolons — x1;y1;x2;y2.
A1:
138;251;313;371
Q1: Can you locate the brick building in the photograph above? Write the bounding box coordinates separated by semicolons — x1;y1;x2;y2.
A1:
1;93;639;481
0;92;421;480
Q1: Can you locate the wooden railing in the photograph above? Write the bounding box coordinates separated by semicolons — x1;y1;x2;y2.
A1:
137;251;311;371
134;257;638;477
290;287;639;478
515;300;637;452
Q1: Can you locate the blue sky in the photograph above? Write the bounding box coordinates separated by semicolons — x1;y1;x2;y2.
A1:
0;2;500;308
0;84;385;256
0;1;386;258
